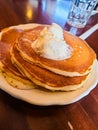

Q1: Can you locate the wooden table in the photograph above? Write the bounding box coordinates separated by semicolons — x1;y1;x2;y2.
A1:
0;0;98;130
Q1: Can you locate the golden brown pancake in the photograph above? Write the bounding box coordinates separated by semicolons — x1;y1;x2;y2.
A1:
0;23;96;91
16;24;96;77
11;43;90;91
0;28;35;89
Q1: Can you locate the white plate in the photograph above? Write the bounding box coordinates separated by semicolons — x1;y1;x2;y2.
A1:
0;61;98;106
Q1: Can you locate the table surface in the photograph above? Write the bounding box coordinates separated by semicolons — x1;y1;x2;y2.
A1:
0;0;98;130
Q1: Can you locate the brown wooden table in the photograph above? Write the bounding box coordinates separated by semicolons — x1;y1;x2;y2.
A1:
0;0;98;130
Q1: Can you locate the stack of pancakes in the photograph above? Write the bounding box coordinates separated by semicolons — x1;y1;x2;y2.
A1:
0;23;96;91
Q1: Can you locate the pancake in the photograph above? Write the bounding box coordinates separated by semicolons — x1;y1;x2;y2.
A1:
10;43;90;91
0;23;96;91
0;29;35;89
15;23;96;77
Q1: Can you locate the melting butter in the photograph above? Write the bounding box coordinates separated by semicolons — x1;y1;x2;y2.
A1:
32;23;73;60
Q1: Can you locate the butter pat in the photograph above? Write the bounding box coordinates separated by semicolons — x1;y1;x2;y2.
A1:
32;23;73;60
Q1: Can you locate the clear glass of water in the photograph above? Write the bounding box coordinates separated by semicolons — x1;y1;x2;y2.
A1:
67;0;98;28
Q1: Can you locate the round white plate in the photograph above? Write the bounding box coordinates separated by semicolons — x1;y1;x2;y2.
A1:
0;61;98;106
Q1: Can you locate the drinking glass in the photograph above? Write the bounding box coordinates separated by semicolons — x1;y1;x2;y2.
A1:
67;0;98;28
